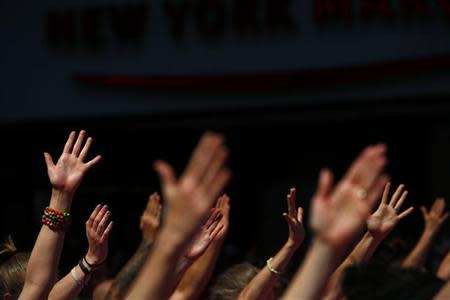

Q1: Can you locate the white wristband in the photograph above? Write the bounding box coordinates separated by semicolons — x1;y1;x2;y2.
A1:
70;267;84;286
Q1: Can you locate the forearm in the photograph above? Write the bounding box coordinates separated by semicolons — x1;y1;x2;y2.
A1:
282;238;339;300
437;251;450;281
239;241;298;300
125;227;191;300
106;239;152;299
48;265;88;300
20;190;73;300
435;280;450;300
170;240;224;300
325;232;381;298
402;229;436;268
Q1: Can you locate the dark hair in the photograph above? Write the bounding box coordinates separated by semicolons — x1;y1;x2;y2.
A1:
342;263;445;300
210;262;260;300
0;236;30;298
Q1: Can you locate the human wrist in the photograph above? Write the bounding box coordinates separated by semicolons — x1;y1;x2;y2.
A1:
423;226;438;238
85;252;104;266
157;226;192;256
49;189;74;212
285;239;301;251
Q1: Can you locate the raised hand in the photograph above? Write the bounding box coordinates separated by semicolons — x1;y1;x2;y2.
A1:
184;209;223;261
310;144;388;251
367;183;414;240
283;188;305;248
85;205;113;265
421;198;449;235
154;132;230;242
214;194;231;242
44;130;101;195
140;192;162;242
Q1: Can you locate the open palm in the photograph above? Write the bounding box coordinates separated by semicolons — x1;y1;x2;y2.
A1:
185;209;223;260
367;183;414;240
154;132;230;240
45;131;101;193
310;145;388;251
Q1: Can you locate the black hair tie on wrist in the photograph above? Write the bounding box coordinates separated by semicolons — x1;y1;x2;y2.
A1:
83;256;105;269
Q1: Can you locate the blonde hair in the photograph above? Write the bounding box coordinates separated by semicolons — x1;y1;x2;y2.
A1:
210;262;260;300
0;236;29;297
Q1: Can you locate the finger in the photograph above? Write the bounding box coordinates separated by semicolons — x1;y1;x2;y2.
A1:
184;132;224;183
100;221;114;243
394;191;409;211
220;195;230;217
345;144;387;190
154;160;177;187
93;205;108;230
389;184;405;207
211;223;225;240
216;195;224;209
381;182;391;205
431;198;446;215
207;214;222;234
205;209;220;228
146;193;157;214
398;207;414;219
87;204;102;228
201;147;229;188
79;137;93;162
156;204;162;219
216;195;224;208
297;207;304;223
152;193;161;215
72;130;86;156
44;152;55;169
207;169;231;202
315;169;334;199
420;206;428;218
283;212;296;226
85;155;102;170
287;188;296;218
63;131;76;154
97;211;111;234
439;212;449;223
366;175;389;210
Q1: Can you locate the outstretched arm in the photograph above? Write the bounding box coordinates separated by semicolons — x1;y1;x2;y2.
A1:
238;188;305;300
170;194;231;300
282;144;388;300
437;250;450;281
48;205;113;300
19;131;101;300
324;182;413;299
125;132;230;300
402;198;449;269
103;193;161;300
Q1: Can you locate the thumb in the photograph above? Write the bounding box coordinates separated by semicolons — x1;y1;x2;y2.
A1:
420;206;428;218
154;160;176;187
44;152;55;169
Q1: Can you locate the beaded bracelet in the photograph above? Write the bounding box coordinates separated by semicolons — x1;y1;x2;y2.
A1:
41;207;71;231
